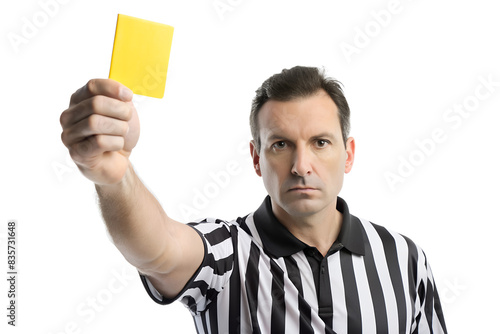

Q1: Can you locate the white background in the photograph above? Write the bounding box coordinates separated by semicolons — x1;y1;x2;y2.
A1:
1;0;499;333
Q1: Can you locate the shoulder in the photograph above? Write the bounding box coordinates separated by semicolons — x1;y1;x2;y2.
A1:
188;217;233;233
356;216;430;270
187;214;254;246
356;216;434;282
356;216;421;251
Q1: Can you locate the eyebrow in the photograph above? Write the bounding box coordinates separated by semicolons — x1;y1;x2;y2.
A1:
267;133;289;142
311;132;336;141
266;132;337;143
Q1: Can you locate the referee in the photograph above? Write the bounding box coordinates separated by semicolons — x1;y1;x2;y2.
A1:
60;66;447;333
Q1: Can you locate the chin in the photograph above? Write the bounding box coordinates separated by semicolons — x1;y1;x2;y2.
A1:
282;198;324;217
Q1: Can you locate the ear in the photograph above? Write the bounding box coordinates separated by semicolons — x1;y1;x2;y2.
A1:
249;140;262;177
344;137;355;174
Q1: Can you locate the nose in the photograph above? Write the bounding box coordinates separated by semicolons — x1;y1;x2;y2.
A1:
291;145;312;177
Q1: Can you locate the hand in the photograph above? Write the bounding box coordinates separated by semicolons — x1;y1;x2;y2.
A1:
60;79;140;185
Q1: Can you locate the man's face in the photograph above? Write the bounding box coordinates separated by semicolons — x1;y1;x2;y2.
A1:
250;90;355;219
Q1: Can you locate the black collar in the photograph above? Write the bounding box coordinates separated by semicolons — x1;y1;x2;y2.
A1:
253;196;366;258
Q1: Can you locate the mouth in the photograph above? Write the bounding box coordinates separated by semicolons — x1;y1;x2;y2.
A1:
288;186;317;192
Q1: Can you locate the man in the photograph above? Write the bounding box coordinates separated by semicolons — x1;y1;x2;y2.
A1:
60;66;447;333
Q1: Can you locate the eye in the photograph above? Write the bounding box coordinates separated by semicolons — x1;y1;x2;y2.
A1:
272;141;287;150
315;139;330;148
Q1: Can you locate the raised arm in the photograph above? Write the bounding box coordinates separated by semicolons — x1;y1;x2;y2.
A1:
60;79;204;298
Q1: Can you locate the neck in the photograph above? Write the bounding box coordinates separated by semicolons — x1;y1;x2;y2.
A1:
271;199;343;256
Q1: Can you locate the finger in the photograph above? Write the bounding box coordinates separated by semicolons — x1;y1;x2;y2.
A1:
69;79;133;106
60;95;133;128
61;114;129;147
69;135;125;164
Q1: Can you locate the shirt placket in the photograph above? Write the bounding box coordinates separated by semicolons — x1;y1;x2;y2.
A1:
305;242;344;332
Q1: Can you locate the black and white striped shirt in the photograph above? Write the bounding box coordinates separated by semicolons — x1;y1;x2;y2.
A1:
140;196;447;333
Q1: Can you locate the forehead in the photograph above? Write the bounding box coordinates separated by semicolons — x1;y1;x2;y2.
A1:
258;91;341;140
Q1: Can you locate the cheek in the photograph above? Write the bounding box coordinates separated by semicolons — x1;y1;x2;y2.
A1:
261;158;288;188
320;155;345;182
262;160;282;179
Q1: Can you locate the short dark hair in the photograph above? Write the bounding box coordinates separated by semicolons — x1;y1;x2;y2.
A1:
250;66;350;152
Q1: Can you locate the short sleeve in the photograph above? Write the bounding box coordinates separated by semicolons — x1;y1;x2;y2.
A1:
139;218;236;315
410;247;448;333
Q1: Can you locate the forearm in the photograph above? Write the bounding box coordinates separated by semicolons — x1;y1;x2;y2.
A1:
95;162;171;271
62;79;204;295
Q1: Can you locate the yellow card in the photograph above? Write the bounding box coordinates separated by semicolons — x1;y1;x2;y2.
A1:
109;14;174;99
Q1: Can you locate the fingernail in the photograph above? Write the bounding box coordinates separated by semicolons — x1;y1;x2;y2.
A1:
120;87;133;101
